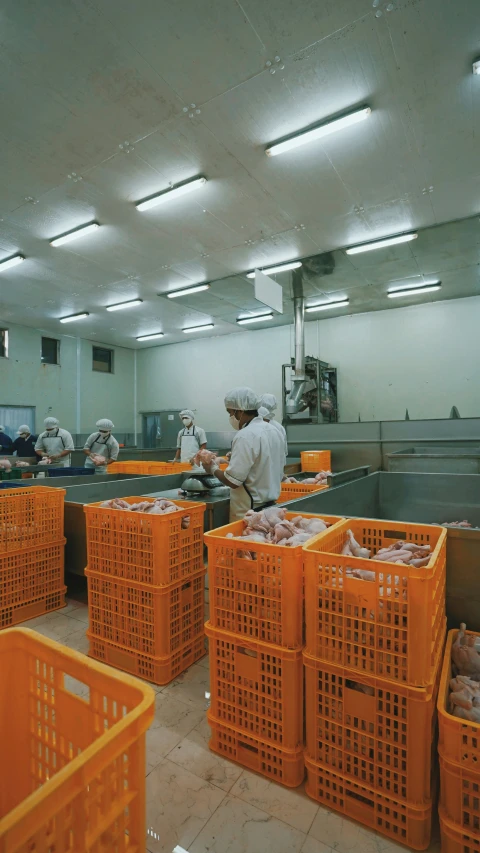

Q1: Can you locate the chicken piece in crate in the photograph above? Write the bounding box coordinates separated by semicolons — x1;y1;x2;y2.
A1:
0;628;154;853
83;497;205;586
303;519;447;686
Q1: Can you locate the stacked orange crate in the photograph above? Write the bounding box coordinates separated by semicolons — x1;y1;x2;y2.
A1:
303;518;447;849
204;512;344;787
0;486;66;628
84;497;207;684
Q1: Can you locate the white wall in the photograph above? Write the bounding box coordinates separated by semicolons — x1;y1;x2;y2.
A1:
137;296;480;428
0;322;135;434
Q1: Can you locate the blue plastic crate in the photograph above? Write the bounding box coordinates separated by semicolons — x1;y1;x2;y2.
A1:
47;467;96;477
0;482;23;489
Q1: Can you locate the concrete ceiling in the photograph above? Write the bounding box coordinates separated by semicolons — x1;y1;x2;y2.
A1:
0;0;479;348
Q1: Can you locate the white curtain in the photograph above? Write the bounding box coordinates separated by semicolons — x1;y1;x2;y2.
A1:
0;407;35;440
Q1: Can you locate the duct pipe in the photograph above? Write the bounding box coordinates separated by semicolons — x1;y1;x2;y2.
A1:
286;268;308;414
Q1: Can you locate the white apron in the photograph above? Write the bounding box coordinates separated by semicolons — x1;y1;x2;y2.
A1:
85;433;113;474
42;431;71;467
179;427;201;462
229;485;253;522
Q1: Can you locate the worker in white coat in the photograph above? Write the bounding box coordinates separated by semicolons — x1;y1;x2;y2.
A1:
35;417;75;467
259;393;288;457
174;410;207;463
201;387;284;521
84;419;120;474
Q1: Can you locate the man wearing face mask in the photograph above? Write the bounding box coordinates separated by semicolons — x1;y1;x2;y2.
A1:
201;386;284;521
35;417;75;467
174;410;207;463
84;419;119;474
12;424;38;458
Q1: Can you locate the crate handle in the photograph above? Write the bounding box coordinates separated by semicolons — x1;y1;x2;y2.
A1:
238;739;258;754
62;673;90;702
181;581;192;591
238;647;258;659
345;678;375;696
383;529;406;540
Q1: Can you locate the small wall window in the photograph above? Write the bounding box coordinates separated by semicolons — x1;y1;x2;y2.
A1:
0;330;8;358
41;337;59;365
92;346;114;373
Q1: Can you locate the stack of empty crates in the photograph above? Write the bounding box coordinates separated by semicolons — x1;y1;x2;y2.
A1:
0;484;66;628
205;510;342;787
84;497;206;685
302;518;447;850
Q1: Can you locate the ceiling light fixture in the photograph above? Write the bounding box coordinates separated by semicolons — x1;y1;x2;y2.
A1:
136;332;165;341
106;299;143;312
182;323;214;333
346;232;418;255
136;177;207;212
59;312;90;323
246;261;302;279
305;299;349;313
0;254;25;272
50;222;100;247
387;283;441;299
166;283;210;298
237;313;274;325
473;59;480;75
266;106;371;157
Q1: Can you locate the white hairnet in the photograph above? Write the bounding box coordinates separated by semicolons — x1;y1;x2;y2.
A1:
258;406;270;419
180;410;195;421
259;393;277;415
44;417;59;428
0;426;4;432
96;419;114;430
224;387;260;411
17;425;30;435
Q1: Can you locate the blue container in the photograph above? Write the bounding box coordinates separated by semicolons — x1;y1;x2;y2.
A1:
47;467;96;477
0;482;23;489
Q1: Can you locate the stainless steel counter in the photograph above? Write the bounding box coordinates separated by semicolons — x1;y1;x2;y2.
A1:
386;446;480;474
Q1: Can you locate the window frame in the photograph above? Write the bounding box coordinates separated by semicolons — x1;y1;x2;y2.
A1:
92;345;114;374
41;336;60;366
0;329;8;359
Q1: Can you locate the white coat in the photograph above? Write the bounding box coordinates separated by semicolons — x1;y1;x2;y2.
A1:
224;417;284;521
35;428;75;467
84;432;120;474
177;425;207;462
269;419;288;457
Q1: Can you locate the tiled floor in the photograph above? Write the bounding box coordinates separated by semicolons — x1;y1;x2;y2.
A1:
18;600;441;853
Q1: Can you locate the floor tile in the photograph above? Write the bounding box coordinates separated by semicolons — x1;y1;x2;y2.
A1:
32;613;82;641
146;758;225;853
162;660;210;709
302;837;336;853
230;770;319;833
189;793;307;853
167;716;243;792
146;693;205;774
309;807;391;853
66;606;89;625
60;626;89;655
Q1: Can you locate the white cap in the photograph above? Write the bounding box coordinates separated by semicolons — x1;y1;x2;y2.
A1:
180;410;195;421
224;387;260;411
0;426;4;432
44;417;59;428
17;425;30;435
96;419;114;430
258;406;270;419
259;393;277;416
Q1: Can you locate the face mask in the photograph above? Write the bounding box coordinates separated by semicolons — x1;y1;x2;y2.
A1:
99;431;110;436
46;428;56;434
181;418;191;425
21;433;29;438
229;414;240;431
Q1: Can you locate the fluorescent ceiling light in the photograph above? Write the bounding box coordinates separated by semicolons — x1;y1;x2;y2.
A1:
136;177;207;212
246;261;302;279
167;283;210;298
473;59;480;75
0;254;25;272
60;312;90;323
50;222;100;247
237;313;274;325
106;299;143;312
136;332;164;341
306;299;349;313
346;233;418;255
388;284;441;299
182;323;214;333
266;107;371;157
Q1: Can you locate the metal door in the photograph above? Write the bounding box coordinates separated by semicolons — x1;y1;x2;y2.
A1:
142;412;181;448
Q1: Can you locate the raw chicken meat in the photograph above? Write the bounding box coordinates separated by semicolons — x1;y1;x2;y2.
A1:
191;449;219;467
38;458;52;465
441;520;472;528
228;509;332;552
284;470;331;485
341;529;371;559
451;623;480;680
99;497;190;528
14;461;29;468
0;459;12;471
90;453;106;466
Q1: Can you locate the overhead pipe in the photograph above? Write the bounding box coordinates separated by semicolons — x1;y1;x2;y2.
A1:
286;268;308;414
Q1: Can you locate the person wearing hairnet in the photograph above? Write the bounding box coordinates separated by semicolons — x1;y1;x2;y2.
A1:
0;426;13;453
258;393;288;457
35;418;75;467
12;424;38;457
201;387;285;521
84;419;120;474
174;409;207;463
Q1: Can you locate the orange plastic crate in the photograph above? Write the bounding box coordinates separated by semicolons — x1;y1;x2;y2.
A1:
84;497;205;586
304;636;444;806
207;713;304;788
0;539;65;609
205;621;303;750
205;512;343;648
439;753;480;832
277;482;328;503
86;567;205;658
0;627;154;853
300;450;331;471
438;628;480;770
305;755;434;849
109;461;191;475
88;631;206;685
0;588;66;630
304;518;447;685
440;809;480;853
0;486;65;552
146;462;191;474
